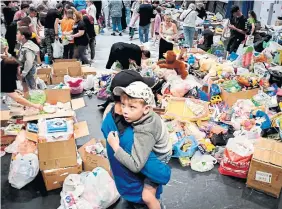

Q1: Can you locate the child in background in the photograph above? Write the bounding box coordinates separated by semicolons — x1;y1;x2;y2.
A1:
153;7;162;45
108;81;172;209
61;9;75;59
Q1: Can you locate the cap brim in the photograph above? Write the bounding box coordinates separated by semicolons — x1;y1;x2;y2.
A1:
142;77;156;88
113;86;127;96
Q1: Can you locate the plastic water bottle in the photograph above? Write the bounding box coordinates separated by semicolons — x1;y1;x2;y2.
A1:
44;54;49;64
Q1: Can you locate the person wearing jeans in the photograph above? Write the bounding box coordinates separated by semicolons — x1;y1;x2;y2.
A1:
139;24;150;43
109;0;123;36
138;0;154;43
179;3;197;47
123;0;131;26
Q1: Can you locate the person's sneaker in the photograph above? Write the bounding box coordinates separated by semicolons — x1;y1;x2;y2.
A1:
119;33;122;36
111;32;116;36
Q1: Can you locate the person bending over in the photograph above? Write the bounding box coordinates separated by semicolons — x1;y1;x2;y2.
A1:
106;42;150;70
108;81;172;209
198;24;214;52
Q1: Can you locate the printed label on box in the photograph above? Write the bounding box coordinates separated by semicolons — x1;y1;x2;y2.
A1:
255;171;272;183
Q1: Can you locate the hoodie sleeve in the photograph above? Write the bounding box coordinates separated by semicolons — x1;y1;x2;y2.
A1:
22;50;35;77
114;131;155;173
180;10;188;21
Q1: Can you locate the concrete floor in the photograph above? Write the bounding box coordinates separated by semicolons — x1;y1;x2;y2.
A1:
1;31;282;209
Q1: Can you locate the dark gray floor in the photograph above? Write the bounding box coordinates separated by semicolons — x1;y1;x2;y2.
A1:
1;94;282;209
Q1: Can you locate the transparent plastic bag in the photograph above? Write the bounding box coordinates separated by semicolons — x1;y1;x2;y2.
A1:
52;39;63;58
8;153;39;189
191;151;217;172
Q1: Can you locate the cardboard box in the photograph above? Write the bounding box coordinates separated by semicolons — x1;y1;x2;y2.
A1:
55;59;77;62
51;74;64;85
0;132;16;151
246;138;282;198
37;68;52;85
38;121;89;170
0;110;11;127
78;139;111;173
53;60;81;77
81;66;97;78
42;163;82;191
221;88;259;107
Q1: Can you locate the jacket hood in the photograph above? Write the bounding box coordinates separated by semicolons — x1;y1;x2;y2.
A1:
22;40;40;53
188;3;196;11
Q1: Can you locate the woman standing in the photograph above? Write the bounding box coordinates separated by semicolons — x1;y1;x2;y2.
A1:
71;11;90;64
247;11;257;36
129;0;141;40
109;0;123;36
61;9;75;59
180;3;197;48
158;15;178;60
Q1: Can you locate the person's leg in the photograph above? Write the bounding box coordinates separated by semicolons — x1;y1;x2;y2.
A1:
150;20;155;39
117;17;122;34
230;38;243;53
24;66;37;90
44;28;52;59
63;44;69;59
78;45;90;64
125;7;131;26
73;45;79;59
189;27;196;48
89;38;95;60
112;17;117;33
183;26;189;46
69;43;74;59
142;184;160;209
104;7;110;28
139;26;144;43
145;24;150;43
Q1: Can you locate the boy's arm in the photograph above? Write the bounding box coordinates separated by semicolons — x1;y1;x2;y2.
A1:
114;131;155;173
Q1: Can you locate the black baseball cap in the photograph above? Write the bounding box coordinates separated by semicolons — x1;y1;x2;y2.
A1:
109;70;155;92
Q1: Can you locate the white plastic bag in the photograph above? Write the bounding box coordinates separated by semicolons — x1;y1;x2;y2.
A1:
245;35;254;46
36;77;47;89
191;151;217;172
8;153;39;189
236;44;244;56
83;75;95;90
81;168;120;209
52;39;63;58
59;168;120;209
222;19;231;38
5;130;26;154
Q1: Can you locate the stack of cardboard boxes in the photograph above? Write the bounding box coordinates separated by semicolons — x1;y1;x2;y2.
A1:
247;138;282;198
37;60;97;85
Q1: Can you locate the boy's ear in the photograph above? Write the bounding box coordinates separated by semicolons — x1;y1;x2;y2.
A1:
143;105;151;115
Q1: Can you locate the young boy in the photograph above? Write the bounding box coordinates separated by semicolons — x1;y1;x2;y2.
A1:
108;81;171;209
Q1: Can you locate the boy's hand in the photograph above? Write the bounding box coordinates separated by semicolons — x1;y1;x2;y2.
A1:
108;131;120;152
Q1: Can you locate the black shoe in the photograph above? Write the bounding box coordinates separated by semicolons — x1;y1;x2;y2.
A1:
111;32;116;36
119;33;122;36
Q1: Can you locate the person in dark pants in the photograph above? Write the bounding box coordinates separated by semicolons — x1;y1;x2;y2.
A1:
138;0;154;43
226;5;247;53
198;24;214;51
71;10;90;64
81;9;96;62
44;3;63;60
2;1;18;56
106;42;151;70
61;9;75;59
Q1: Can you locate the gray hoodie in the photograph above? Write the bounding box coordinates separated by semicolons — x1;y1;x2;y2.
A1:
114;111;172;173
18;40;39;77
109;0;123;17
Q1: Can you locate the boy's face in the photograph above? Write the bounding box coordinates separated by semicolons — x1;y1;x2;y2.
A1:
16;31;23;42
120;94;150;123
30;11;37;17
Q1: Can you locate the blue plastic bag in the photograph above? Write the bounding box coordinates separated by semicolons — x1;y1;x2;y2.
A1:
172;136;198;158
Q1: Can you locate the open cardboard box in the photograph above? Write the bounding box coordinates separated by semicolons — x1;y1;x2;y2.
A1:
23;89;85;121
42;162;82;191
37;67;52;85
53;60;81;77
246;138;282;198
1;130;16;151
0;110;11;127
78;138;111;173
221;88;259;107
28;120;89;170
81;66;97;78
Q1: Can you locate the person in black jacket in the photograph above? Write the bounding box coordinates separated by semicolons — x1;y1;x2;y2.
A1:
81;9;96;62
2;1;18;56
196;3;207;20
106;42;151;70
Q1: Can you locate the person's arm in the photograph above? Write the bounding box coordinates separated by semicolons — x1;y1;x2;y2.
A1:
54;18;60;39
230;25;245;35
72;29;85;38
7;92;43;110
179;10;187;21
113;131;155;173
250;23;255;35
21;51;35;77
159;22;165;39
